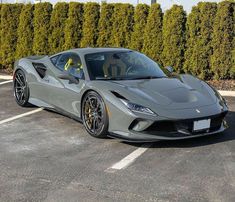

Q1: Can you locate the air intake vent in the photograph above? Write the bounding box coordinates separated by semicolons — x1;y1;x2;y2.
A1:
32;63;47;79
111;91;128;100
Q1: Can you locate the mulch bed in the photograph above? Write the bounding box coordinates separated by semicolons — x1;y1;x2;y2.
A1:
207;80;235;91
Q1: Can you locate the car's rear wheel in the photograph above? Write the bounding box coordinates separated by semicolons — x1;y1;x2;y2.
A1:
14;70;30;107
82;91;109;138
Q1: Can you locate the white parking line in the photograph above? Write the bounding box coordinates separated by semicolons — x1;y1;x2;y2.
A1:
0;80;13;85
0;108;43;125
105;143;152;173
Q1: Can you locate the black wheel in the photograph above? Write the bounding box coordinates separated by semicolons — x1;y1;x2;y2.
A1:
82;91;109;138
14;70;29;107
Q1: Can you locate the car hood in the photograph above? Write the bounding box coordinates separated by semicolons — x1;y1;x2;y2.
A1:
106;75;218;110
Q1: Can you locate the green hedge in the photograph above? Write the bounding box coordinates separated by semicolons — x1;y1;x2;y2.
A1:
0;2;234;79
142;3;163;63
184;2;218;79
80;2;100;47
0;4;22;69
211;1;235;79
130;4;149;51
33;2;52;55
16;4;34;59
64;2;84;50
48;2;68;54
111;3;134;48
97;3;114;47
162;5;186;73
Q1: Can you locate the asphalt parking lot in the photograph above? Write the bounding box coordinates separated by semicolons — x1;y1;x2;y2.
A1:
0;79;235;202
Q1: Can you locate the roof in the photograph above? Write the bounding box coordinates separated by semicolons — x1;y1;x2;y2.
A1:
70;47;131;55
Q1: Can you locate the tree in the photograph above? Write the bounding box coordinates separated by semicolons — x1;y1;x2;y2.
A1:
162;5;186;73
0;4;22;69
130;4;149;51
16;4;34;59
142;3;163;63
80;2;100;48
33;3;52;55
183;2;217;79
211;1;235;79
97;3;114;47
48;2;68;54
110;3;134;48
64;2;84;50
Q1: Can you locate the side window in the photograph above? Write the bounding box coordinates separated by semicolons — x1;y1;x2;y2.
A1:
55;53;84;79
55;54;70;71
50;54;61;66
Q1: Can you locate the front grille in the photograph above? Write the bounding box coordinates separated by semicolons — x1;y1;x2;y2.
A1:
143;112;227;137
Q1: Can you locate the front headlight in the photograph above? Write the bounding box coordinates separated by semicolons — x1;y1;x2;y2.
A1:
120;99;157;116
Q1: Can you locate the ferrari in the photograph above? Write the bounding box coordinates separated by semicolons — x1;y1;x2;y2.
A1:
13;48;228;142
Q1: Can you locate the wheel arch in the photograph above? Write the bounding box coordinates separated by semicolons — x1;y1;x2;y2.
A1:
80;89;102;117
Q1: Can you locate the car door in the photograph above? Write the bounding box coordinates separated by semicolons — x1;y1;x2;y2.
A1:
48;52;85;117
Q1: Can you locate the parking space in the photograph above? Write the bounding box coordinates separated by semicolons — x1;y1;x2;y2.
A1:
0;81;235;201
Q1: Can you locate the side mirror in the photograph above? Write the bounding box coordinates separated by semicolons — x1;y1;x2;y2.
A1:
165;66;174;73
58;73;79;84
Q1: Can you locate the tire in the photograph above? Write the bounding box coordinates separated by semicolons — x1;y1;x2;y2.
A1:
14;69;30;107
82;91;109;138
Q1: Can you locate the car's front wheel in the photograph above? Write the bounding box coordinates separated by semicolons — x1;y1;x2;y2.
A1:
14;69;30;107
82;91;109;138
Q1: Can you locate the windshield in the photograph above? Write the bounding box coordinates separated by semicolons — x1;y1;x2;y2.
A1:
85;51;168;80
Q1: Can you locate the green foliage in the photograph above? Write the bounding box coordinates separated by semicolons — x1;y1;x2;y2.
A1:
211;1;235;79
33;2;52;55
80;2;100;47
0;4;22;69
16;4;34;60
142;3;163;63
162;5;186;73
64;2;84;50
0;2;234;79
110;3;134;48
48;2;68;54
0;4;2;67
184;2;217;79
130;4;149;51
97;3;114;47
142;4;163;63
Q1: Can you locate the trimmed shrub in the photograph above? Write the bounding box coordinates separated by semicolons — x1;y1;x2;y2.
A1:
142;3;163;63
184;2;217;79
48;3;68;54
130;4;149;51
162;5;186;73
80;2;100;48
0;4;2;67
64;2;84;50
110;3;134;48
16;4;34;59
33;2;52;55
0;4;22;69
97;3;114;47
211;1;235;79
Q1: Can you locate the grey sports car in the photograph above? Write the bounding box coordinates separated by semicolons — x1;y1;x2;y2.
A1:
13;48;228;142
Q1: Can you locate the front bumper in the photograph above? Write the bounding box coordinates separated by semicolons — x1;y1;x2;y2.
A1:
108;112;228;142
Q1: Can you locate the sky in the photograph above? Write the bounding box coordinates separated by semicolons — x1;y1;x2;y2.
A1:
9;0;223;13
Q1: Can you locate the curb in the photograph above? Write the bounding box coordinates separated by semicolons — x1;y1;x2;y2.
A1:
0;75;13;80
218;90;235;97
0;74;235;97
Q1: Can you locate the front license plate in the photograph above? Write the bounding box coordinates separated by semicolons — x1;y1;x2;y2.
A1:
193;119;211;131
